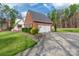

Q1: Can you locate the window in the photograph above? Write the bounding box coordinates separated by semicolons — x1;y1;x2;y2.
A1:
18;24;22;28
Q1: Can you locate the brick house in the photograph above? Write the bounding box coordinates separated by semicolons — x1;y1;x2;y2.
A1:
24;10;52;33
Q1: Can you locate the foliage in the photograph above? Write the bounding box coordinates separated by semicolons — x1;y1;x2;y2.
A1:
22;27;39;35
22;28;32;33
0;4;18;30
63;8;70;18
49;10;58;32
49;10;57;21
30;27;39;35
69;4;79;16
9;9;18;28
49;3;79;30
62;4;79;28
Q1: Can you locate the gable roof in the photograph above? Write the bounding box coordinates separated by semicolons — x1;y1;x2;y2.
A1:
28;10;52;24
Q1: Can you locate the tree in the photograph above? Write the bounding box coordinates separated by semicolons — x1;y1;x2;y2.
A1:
69;4;79;16
3;4;18;29
9;8;18;28
49;10;58;32
63;8;70;27
61;4;79;28
0;4;5;29
3;5;10;19
69;4;79;28
0;4;18;30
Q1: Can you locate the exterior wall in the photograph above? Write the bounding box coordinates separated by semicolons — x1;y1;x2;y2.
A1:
32;22;38;28
13;19;25;31
7;20;11;28
0;20;11;30
24;12;33;28
33;21;52;31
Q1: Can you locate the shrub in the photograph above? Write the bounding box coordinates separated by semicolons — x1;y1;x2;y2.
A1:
22;28;31;33
8;27;13;31
30;27;39;35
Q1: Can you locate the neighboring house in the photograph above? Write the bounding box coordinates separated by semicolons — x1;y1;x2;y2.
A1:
12;18;24;31
24;10;52;33
12;14;25;31
0;18;10;31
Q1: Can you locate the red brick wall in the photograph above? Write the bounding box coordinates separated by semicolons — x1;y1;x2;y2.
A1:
24;12;33;28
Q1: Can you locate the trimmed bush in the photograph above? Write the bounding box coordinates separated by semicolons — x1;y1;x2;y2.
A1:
30;27;39;35
22;28;31;33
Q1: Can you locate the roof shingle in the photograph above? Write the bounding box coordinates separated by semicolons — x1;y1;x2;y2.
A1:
28;10;52;24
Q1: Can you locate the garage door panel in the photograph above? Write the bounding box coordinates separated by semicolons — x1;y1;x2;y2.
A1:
38;25;51;33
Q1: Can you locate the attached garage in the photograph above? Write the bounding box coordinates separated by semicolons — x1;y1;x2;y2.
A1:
38;25;51;33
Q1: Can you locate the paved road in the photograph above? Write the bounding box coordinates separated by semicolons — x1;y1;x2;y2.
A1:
17;32;79;56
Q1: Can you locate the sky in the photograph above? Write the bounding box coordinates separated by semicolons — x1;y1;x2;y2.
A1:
6;3;69;18
6;3;55;18
5;3;79;19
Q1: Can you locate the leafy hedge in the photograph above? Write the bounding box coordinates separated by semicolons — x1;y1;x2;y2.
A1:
22;28;31;33
30;27;39;35
22;27;39;35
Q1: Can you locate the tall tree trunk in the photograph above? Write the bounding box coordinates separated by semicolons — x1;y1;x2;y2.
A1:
75;19;77;28
0;20;3;30
74;14;77;28
54;23;57;32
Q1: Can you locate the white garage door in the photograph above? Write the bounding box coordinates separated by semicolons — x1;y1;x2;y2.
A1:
38;25;51;33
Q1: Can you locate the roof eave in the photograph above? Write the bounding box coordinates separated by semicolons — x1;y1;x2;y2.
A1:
34;20;52;24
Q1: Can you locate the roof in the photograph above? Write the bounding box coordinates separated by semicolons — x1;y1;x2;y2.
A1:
28;10;52;24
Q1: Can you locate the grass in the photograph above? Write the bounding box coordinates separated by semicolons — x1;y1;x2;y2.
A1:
57;28;79;32
0;31;37;56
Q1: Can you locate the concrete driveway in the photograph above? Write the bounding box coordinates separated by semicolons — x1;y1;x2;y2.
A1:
17;32;79;56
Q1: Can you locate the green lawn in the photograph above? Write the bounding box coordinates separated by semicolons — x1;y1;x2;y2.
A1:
0;31;37;56
57;28;79;32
